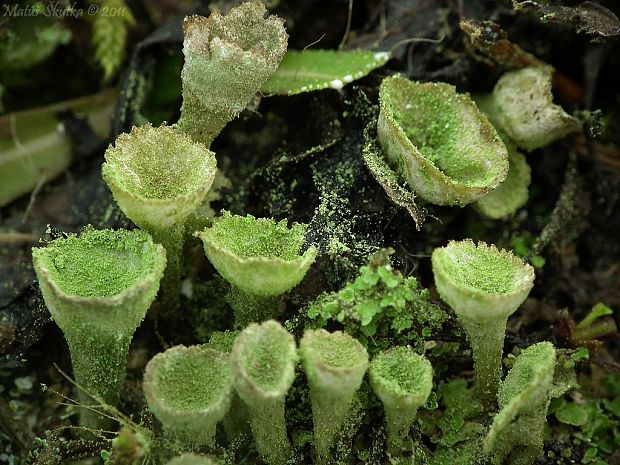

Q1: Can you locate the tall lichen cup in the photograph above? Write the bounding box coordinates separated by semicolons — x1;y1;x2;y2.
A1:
102;123;216;312
143;345;233;452
484;342;556;465
369;347;433;458
231;320;297;465
299;329;369;464
431;239;535;408
32;227;166;428
177;2;288;146
377;75;508;206
197;211;317;327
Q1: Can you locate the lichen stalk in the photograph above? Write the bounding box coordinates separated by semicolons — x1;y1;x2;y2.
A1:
460;317;506;409
149;223;185;314
384;405;419;458
66;327;133;429
226;286;281;328
245;398;292;465
309;389;355;465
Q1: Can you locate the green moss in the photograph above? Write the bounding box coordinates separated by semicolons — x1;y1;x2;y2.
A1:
39;227;155;298
307;249;446;354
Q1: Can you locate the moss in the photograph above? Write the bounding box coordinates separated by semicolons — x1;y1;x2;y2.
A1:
307;249;446;355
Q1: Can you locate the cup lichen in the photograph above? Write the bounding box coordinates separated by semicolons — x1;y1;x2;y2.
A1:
197;211;317;326
431;239;535;408
177;2;288;146
483;342;556;465
369;346;433;458
377;75;508;206
143;345;233;452
491;66;581;152
299;329;369;464
231;320;297;465
102;123;217;312
32;226;166;428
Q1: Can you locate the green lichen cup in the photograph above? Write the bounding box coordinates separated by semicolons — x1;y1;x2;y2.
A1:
491;67;581;152
102;123;217;312
484;342;556;465
177;2;288;146
32;227;166;428
231;320;298;465
197;211;317;325
369;346;433;458
300;329;369;464
431;239;535;408
143;345;233;452
377;75;508;206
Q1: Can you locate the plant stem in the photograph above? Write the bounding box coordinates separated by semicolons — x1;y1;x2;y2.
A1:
461;317;507;410
148;223;185;316
246;398;292;465
65;329;133;429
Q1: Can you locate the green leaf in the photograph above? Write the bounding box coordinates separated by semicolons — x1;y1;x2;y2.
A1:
261;49;390;95
555;402;589;426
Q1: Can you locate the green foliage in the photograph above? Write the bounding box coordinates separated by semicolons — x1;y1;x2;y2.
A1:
307;249;446;354
261;49;389;95
511;234;546;269
549;374;620;465
92;0;135;80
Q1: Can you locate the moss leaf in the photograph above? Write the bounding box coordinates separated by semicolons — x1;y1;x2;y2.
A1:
261;49;389;95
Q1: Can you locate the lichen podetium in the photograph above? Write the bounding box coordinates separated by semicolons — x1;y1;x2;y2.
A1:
32;227;166;428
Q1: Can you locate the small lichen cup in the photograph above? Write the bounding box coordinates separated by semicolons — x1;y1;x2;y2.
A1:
431;239;535;408
102;123;217;312
377;75;508;206
177;2;288;146
491;66;581;152
369;346;433;458
299;329;369;464
32;227;166;428
143;345;233;452
231;320;298;465
484;342;556;465
197;211;317;327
